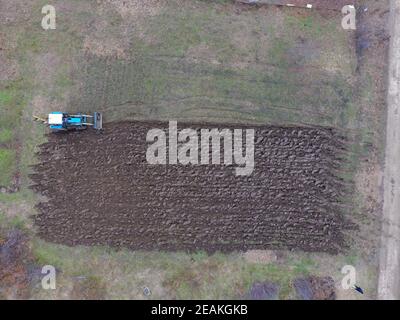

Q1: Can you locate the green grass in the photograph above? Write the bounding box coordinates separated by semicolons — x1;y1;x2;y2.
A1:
0;210;28;231
0;77;32;188
165;259;304;299
0;81;27;126
0;149;15;186
30;238;380;300
0;129;13;145
291;257;316;275
71;2;355;128
0;191;25;203
31;240;315;299
0;25;49;190
0;90;14;105
268;38;291;67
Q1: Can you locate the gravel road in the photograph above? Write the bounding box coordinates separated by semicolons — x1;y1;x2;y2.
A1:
378;0;400;300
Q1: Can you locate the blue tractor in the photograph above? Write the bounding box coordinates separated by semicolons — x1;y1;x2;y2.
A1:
42;112;103;132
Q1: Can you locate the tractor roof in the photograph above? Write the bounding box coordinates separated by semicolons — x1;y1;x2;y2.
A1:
48;113;63;125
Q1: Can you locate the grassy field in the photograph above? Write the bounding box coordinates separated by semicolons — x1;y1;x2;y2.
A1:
0;0;387;299
0;87;19;186
73;2;357;128
29;239;375;300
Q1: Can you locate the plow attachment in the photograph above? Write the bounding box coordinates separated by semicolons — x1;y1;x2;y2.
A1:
93;112;103;130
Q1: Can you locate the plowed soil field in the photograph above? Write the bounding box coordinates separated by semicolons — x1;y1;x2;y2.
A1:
31;121;354;253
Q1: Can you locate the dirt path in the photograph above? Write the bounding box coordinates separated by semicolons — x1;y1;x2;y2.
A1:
378;0;400;300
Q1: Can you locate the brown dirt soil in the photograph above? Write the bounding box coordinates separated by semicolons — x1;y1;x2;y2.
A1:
0;230;32;299
0;0;35;26
31;121;355;253
0;55;19;81
70;276;107;300
247;281;279;300
293;275;336;300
